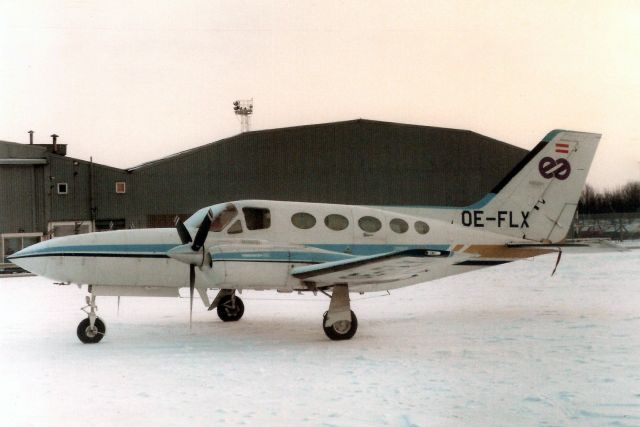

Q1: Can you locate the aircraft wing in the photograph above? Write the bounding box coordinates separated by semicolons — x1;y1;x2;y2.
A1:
291;249;470;286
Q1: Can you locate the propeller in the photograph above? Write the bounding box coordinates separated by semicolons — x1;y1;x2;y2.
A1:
170;211;213;328
189;262;195;326
191;211;212;251
175;218;192;245
551;248;562;276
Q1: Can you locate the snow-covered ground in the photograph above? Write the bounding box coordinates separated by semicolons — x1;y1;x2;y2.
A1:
1;250;639;426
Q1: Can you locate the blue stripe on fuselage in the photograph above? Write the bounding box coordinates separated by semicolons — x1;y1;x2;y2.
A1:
11;243;451;263
12;244;177;258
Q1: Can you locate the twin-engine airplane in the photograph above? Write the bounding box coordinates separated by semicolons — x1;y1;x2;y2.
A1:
9;130;618;343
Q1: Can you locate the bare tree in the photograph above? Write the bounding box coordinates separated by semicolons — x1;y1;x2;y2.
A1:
579;181;640;214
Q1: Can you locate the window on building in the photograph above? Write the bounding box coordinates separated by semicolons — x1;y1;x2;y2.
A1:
57;183;68;195
243;207;271;230
115;181;126;194
324;214;349;231
358;216;382;233
291;212;316;229
148;214;189;228
390;218;409;234
22;235;41;248
415;221;430;234
48;221;92;237
3;237;21;262
95;219;126;231
1;233;43;264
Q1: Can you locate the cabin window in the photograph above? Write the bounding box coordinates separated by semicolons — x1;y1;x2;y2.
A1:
243;207;271;230
358;216;382;233
324;214;349;231
57;183;68;195
390;218;409;234
227;219;243;234
211;204;238;232
415;221;430;234
291;212;316;229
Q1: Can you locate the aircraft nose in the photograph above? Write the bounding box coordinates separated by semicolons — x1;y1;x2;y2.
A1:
6;235;83;280
7;240;46;261
6;239;51;273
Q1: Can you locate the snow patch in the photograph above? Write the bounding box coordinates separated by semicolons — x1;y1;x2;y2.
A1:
0;251;639;425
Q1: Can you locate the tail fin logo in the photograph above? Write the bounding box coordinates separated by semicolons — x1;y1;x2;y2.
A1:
538;157;571;180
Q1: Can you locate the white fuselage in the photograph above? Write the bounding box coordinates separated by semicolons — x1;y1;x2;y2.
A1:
11;200;527;294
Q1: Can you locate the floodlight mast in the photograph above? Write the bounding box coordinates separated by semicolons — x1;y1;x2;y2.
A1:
233;99;253;133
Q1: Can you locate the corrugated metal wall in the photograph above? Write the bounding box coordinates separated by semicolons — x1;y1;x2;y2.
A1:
129;120;527;226
0;141;131;233
0;165;38;232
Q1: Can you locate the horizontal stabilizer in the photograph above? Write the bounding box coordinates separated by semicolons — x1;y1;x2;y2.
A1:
507;238;629;253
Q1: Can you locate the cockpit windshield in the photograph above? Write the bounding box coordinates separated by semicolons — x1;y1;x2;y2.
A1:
211;204;238;232
184;202;270;234
184;202;238;231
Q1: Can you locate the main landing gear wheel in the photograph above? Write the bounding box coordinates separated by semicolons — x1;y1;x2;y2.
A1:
77;317;106;344
323;310;358;341
217;294;244;322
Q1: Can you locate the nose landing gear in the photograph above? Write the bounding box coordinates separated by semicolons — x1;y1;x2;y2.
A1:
77;317;106;343
77;291;106;344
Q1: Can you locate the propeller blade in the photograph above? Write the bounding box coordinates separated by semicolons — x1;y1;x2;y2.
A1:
175;217;192;245
191;210;213;251
189;264;195;328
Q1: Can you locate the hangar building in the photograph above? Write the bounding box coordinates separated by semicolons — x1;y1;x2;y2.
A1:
0;119;527;263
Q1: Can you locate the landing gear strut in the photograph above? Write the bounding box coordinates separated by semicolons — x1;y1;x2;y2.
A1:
77;291;106;344
323;284;358;340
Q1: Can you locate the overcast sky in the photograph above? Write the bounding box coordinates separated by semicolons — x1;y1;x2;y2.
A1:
1;0;639;188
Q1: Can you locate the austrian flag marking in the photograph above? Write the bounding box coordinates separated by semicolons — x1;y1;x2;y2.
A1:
555;143;570;154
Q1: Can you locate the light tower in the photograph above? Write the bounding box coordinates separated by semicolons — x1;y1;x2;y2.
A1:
233;98;253;133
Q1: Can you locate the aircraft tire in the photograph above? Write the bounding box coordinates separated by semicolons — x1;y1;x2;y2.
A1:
77;317;106;344
217;295;244;322
323;310;358;340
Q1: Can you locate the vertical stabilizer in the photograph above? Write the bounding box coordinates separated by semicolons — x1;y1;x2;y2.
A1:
459;130;600;242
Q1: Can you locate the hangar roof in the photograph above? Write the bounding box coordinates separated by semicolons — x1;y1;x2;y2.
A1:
126;119;517;172
3;119;522;175
0;139;125;173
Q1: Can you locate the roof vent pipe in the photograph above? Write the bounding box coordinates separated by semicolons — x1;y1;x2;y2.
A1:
28;130;34;144
50;134;58;153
